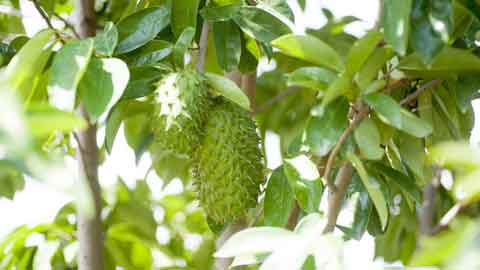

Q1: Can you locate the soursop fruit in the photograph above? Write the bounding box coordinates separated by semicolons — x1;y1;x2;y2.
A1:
193;99;265;223
151;70;211;158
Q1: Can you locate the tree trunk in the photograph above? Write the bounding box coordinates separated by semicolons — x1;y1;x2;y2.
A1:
72;2;102;270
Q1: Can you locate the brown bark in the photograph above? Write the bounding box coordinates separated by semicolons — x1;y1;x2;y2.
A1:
72;1;102;270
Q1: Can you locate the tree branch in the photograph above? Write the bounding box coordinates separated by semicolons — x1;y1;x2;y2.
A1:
323;163;354;233
400;79;442;106
72;1;101;270
420;167;441;236
286;202;301;230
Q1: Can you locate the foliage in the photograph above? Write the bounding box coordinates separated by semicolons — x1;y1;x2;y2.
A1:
1;0;480;269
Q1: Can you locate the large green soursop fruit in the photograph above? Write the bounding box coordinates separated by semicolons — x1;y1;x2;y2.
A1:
193;99;265;223
151;70;211;158
150;70;212;183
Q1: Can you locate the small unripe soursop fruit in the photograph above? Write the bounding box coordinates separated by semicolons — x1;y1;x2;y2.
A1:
193;99;265;223
151;70;211;158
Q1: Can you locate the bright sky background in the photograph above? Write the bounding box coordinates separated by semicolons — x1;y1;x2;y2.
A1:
1;0;480;258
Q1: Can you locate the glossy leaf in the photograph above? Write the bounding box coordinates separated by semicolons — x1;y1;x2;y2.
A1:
355;47;394;91
454;170;480;203
200;4;242;21
116;6;170;54
272;34;344;71
0;29;54;96
25;104;87;137
354;117;384;160
348;153;389;230
124;40;172;66
410;0;444;63
173;27;195;67
286;67;336;91
382;0;412;55
78;58;130;121
364;93;402;128
122;66;164;99
399;47;480;76
369;162;422;204
320;72;353;107
94;22;118;57
305;97;349;156
345;30;383;75
48;39;94;111
213;20;241;71
264;167;295;227
233;6;291;43
171;0;200;37
430;0;454;42
283;155;324;213
205;72;251;110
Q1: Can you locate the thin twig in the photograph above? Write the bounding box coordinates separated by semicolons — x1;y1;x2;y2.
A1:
323;105;369;191
31;0;65;43
400;79;443;106
54;12;81;38
253;87;301;115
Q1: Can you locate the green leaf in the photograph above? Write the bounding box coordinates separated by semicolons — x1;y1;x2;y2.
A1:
94;22;118;57
382;0;412;55
173;27;195;67
349;191;373;240
286;67;336;91
271;34;344;72
428;142;480;171
264;166;295;227
124;113;153;162
48;39;94;110
262;0;294;20
25;104;87;137
430;0;454;42
369;162;422;204
348;153;389;230
205;72;251;110
0;160;24;199
233;6;291;43
0;29;55;96
345;30;383;75
78;58;130;121
456;75;480;113
399;109;433;138
122;66;164;99
124;40;172;66
116;6;170;54
410;0;444;63
364;93;402;128
354;117;384;160
283;155;324;213
396;133;426;183
200;4;242;21
399;47;480;76
305;97;349;156
213;20;241;71
355;47;394;90
171;0;200;37
320;72;353;107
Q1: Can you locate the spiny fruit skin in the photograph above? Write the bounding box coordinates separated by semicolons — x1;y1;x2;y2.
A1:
193;99;265;224
151;70;211;158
